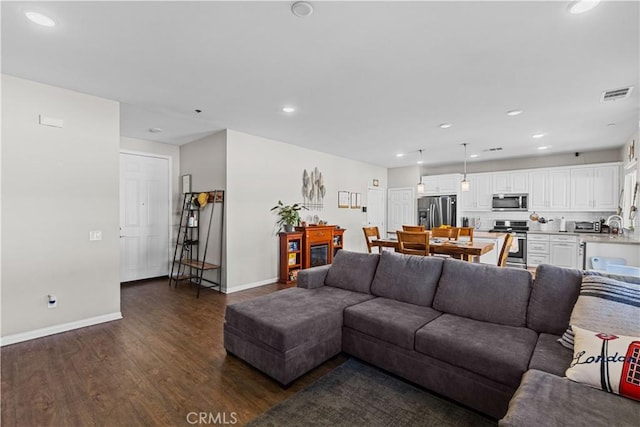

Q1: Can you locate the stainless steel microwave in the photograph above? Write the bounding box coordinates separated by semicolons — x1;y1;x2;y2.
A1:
491;193;528;211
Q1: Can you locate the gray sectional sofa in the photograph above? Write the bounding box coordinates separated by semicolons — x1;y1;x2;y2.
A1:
223;250;639;424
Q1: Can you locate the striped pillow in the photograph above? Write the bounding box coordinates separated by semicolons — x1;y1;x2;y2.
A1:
559;272;640;350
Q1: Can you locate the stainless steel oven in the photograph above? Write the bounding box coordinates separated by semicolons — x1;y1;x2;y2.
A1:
490;220;528;268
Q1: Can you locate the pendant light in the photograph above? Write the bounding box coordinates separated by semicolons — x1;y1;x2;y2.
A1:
416;149;425;193
461;143;470;192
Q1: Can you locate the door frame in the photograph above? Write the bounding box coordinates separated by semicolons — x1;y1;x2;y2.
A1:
119;150;174;280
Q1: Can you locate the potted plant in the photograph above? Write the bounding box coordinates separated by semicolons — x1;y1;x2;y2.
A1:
271;200;305;232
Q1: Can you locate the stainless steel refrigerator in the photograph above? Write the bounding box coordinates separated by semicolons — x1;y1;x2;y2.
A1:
417;195;457;229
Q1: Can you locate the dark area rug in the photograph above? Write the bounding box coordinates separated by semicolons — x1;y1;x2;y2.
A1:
247;359;497;427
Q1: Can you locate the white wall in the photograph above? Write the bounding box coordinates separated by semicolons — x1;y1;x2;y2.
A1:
1;75;121;344
225;130;387;292
179;130;227;288
388;165;421;189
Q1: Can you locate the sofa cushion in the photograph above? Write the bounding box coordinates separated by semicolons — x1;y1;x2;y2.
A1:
527;264;582;335
432;259;532;327
499;370;640;427
225;287;373;352
559;271;640;349
415;314;537;388
565;325;640;401
344;298;441;350
528;333;573;377
370;251;444;306
324;250;380;294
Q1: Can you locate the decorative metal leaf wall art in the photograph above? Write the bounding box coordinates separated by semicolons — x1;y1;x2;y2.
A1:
301;166;325;210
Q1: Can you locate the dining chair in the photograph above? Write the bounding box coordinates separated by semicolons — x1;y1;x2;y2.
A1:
430;227;461;241
402;225;425;232
362;226;381;253
457;227;474;243
396;231;430;256
498;233;515;267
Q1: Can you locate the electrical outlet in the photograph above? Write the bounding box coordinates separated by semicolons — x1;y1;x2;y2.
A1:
48;294;57;308
89;230;102;241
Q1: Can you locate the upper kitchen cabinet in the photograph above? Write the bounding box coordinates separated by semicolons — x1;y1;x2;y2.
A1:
492;171;528;194
529;169;571;211
421;174;461;195
461;173;493;211
570;165;619;211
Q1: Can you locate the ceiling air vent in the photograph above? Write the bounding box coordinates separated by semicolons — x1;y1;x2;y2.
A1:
482;147;503;152
601;87;634;102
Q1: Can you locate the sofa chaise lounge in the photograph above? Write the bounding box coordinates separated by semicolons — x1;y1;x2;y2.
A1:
223;250;639;424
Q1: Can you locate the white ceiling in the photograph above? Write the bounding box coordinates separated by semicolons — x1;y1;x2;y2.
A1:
2;1;638;168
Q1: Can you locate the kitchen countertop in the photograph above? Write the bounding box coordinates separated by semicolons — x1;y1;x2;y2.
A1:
527;230;640;244
474;231;507;239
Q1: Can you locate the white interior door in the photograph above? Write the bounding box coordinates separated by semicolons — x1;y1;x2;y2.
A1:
367;187;385;237
120;153;170;282
388;187;415;233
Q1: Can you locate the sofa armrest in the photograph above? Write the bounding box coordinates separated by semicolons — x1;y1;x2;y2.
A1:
297;265;331;289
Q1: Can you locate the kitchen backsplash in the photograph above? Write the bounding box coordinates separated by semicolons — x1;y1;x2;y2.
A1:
467;211;617;232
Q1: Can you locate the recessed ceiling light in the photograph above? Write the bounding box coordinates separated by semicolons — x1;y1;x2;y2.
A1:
568;0;600;14
439;123;452;129
148;127;163;133
396;153;404;158
537;145;551;150
506;109;523;116
532;133;546;139
282;106;296;113
291;2;314;18
25;11;55;27
469;154;479;158
417;160;424;164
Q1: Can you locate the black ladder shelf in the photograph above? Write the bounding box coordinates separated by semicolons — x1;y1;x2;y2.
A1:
169;190;224;297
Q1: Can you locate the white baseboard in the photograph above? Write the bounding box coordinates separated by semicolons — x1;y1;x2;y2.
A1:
0;312;123;346
223;277;279;294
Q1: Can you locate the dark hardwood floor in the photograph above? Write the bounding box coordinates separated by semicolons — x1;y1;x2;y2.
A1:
1;279;348;426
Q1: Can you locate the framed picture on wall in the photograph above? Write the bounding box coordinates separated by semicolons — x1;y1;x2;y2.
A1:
338;191;350;208
182;174;191;194
350;192;361;209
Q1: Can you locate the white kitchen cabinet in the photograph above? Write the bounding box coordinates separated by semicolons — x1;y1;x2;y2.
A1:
493;171;528;194
460;173;492;211
527;234;550;268
528;233;579;269
549;235;579;269
529;169;570;210
422;174;460;195
570;165;619;211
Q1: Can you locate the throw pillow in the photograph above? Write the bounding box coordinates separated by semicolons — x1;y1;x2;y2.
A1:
566;325;640;401
559;272;640;350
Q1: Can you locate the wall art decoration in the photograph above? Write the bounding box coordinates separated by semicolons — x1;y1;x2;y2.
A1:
302;166;325;210
338;191;350;208
350;192;361;209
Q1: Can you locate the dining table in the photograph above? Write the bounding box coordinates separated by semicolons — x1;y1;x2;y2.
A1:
370;238;495;262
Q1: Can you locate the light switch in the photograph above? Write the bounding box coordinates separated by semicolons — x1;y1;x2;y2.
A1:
89;230;102;241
